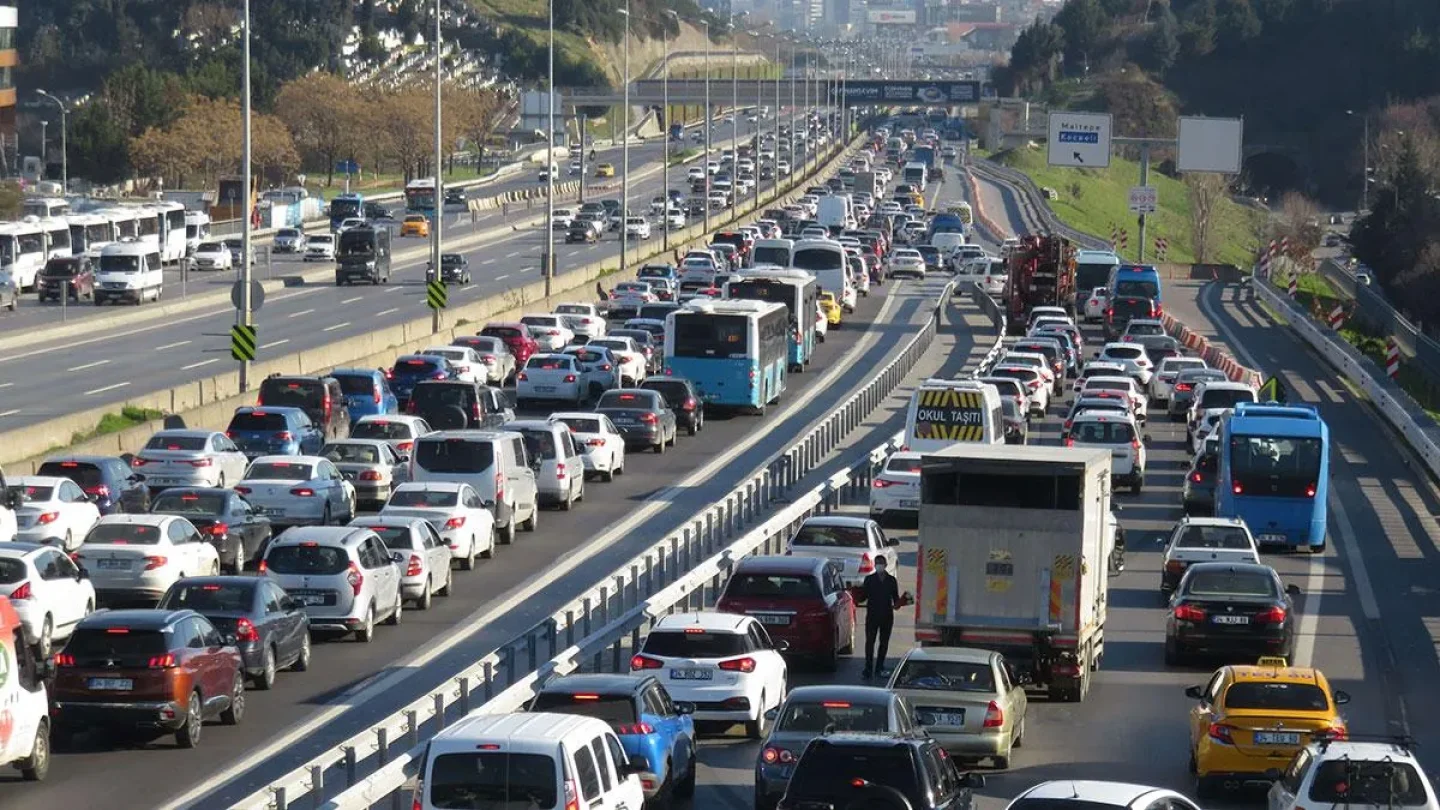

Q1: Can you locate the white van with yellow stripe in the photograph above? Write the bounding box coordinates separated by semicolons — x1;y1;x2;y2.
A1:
903;379;1004;452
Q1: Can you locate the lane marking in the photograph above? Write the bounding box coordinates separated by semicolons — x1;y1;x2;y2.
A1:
182;359;219;370
84;382;129;396
377;307;398;316
462;285;476;292
260;339;290;350
481;258;496;265
67;359;110;372
0;409;18;418
322;322;351;332
288;308;315;318
157;276;925;810
342;296;363;304
385;286;403;292
496;274;510;281
0;382;10;389
155;340;191;351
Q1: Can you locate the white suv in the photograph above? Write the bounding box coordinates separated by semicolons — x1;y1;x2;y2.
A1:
1269;737;1437;810
261;525;403;642
1097;342;1155;385
1067;411;1148;494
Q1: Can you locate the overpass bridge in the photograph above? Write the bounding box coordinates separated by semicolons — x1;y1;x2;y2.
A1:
559;78;983;107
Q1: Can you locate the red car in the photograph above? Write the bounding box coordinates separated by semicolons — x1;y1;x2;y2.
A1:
716;555;855;671
479;321;539;366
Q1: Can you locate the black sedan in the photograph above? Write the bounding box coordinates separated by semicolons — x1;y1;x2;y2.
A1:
594;389;678;453
157;576;311;689
1164;562;1301;666
149;487;273;572
639;377;705;435
566;222;598;243
439;253;471;285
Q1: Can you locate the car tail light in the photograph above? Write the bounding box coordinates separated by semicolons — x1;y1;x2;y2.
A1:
36;512;59;525
132;457;152;467
235;617;261;642
1174;604;1207;622
564;779;581;810
1191;472;1203;483
495;472;505;503
85;484;111;499
54;653;75;667
517;372;529;382
630;654;664;670
1165;560;1186;573
206;522;229;537
234;486;251;495
872;478;894;488
444;516;466;530
1317;726;1349;740
616;722;655;735
143;556;167;571
1027;379;1041;390
719;656;756;673
275;431;293;442
1175;382;1192;392
1064;438;1075;447
9;581;32;600
601;363;612;371
1131;437;1141;450
472;402;483;422
563;374;577;383
982;701;1004;728
1106;308;1114;317
225;431;236;439
640;412;658;424
188;458;214;467
762;747;796;764
858;552;874;574
1232;480;1243;495
406;554;424;576
346;561;364;595
1305;482;1317;497
396;441;414;453
1208;723;1234;744
1123;335;1133;342
1255;606;1287;624
148;653;178;669
290;487;315;497
431;371;448;380
481;354;496;363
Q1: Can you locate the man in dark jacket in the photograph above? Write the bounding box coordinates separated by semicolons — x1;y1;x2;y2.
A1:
856;554;903;678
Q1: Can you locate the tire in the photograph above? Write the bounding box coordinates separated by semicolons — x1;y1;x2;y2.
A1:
560;491;573;511
687;421;698;436
175;691;204;748
745;693;769;739
354;605;375;642
322;503;332;526
499;518;515;545
1131;476;1143;495
290;632;312;672
416;578;433;610
461;540;476;570
386;591;404;625
438;565;454;595
253;645;277;690
221;672;246;725
675;750;697;798
1164;636;1183;667
35;615;53;659
993;754;1010;770
19;721;50;781
521;505;538;532
653;440;665;454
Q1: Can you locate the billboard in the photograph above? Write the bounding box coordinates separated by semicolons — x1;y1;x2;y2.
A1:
1177;116;1244;174
868;8;917;23
832;80;981;104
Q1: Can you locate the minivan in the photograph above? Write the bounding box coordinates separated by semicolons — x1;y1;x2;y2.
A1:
95;241;162;305
261;525;404;642
409;431;539;545
507;421;586;510
1108;263;1163;314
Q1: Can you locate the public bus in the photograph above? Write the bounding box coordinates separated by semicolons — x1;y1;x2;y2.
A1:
405;178;439;222
0;221;48;290
663;299;789;412
723;268;818;372
147;201;188;264
34;216;72;261
99;207;140;242
1214;403;1330;551
23;198;69;219
66;213;115;257
331;192;365;230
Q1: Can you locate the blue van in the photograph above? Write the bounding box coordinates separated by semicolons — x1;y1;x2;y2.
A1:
1109;263;1163;315
329;368;398;421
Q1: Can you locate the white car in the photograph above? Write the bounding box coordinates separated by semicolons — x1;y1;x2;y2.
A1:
990;365;1052;416
561;345;621;392
1075;361;1130;394
1158;516;1260;594
624;217;652;240
1150;356;1209;403
516;353;587;406
889;249;927;279
1080;375;1149;422
550;412;627;481
786;515;895;589
131;429;250;491
273;228;308;253
235;455;356;528
419;345;486;384
303;234;336;262
0;541;96;655
1267;739;1433;810
519;314;576;351
335;217;367;233
665;209;687;230
380;481;495;570
587;337;648;386
1000;351;1056;391
1066;411;1147;494
191;241;232;271
348;514;453;609
631;612;788;738
776;160;791;175
10;476;102;551
1012;782;1206;810
814;302;828;342
868;452;921;522
349;414;433;459
611;280;658;306
76;514;222;603
550;208;575;229
1187;408;1232;453
687;166;705;182
1097;342;1155;385
554;302;607;338
1083;287;1110;322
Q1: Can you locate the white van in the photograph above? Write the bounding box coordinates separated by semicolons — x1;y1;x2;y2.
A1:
0;596;52;780
183;211;212;256
409;431;539;545
816;196;853;233
414;713;646;810
95;240;163;305
792;238;855;311
903;378;1005;452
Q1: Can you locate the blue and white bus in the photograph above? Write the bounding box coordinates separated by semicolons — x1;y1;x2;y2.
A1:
1214;403;1330;551
723;269;819;372
663;299;789;413
331;192;365;230
404;178;438;223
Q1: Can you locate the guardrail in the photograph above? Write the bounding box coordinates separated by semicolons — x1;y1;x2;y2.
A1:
1316;257;1440;387
968;158;1109;251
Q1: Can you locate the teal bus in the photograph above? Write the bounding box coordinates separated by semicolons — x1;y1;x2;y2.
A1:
663;300;789;413
723;268;819;372
1215;403;1330;551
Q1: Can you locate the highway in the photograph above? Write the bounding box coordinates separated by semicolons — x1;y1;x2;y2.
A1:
0;137;961;810
0;116;808;431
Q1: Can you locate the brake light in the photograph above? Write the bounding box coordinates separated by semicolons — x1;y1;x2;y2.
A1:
555;463;568;480
719;656;756;673
143;556;167;571
235;617;260;642
872;479;893;488
563;374;577;383
396;441;413;453
373;387;382;405
1255;606;1287;624
206;522;229;537
1317;726;1349;740
600;363;612;371
1106;308;1114;317
290;487;315;497
275;431;293;441
472;401;483;422
1064;437;1074;447
630;654;664;670
495;471;505;503
616;722;655;735
54;653;75;667
1131;437;1141;450
406;554;424;577
1175;382;1192;392
1232;480;1243;495
8;581;31;600
983;701;1004;728
1305;482;1317;497
639;412;658;424
517;372;528;381
444;516;466;530
1174;604;1206;622
1191;472;1203;483
36;512;59;525
1165;560;1186;573
858;552;874;574
405;400;417;414
762;747;796;764
149;654;178;669
1208;723;1234;744
86;485;111;499
564;779;580;810
346;561;364;595
132;457;151;467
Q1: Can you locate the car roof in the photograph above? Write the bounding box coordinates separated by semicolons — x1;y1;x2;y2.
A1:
799;515;872;529
249;455;322;466
1177;516;1247;529
1018;780;1169;805
393;480;466;492
0;542;49;557
80;608;195;630
732;555;830;575
1070;411;1137;424
269;526;374;546
324;438;391;449
15;475;72;488
355;414;426;424
652;611;750;633
539;673;650;695
1227;660;1324;684
94;513;172;527
350;514;429;529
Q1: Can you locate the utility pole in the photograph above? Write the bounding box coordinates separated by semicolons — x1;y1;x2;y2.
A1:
238;0;254;391
703;20;712;234
431;0;444;333
661;11;676;253
618;3;631;275
731;16;739;224
545;0;556;296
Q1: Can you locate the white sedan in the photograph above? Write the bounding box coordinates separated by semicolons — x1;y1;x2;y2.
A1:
191;241;233;272
235;456;356;528
303;234;336;262
550;412;627;481
419;345;486;384
519;314;576;351
889;249;927;279
587;337;648;386
554;303;608;339
0;541;96;655
131;429;250;491
516;354;587;406
11;476;102;551
665;209;687;230
76;514;221;604
624;217;652;240
380;481;495;570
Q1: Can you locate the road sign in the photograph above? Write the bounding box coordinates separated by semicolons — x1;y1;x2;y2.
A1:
1127;185;1158;214
426;279;448;310
230;280;265;312
1177;116;1243;174
230;324;257;362
335;160;361;175
1047;112;1112;168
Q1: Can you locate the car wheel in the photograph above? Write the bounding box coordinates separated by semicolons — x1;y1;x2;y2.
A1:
462;540;476;570
561;490;573;511
1131;476;1144;495
221;671;246;725
500;519;515;545
653;439;665;454
355;605;375;642
322;502;332;526
687;421;697;436
35;615;53;659
1163;636;1183;667
745;692;769;739
675;749;697;798
19;721;50;781
993;754;1011;770
175;691;204;748
386;591;403;625
291;632;312;671
253;646;277;690
521;505;538;532
417;578;433;610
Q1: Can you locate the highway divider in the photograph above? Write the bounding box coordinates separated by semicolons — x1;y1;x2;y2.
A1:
233;278;973;810
0;133;866;470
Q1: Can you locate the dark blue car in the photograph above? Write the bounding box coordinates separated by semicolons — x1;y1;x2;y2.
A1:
387;354;453;408
529;674;697;804
36;455;149;515
329;368;398;421
224;406;324;459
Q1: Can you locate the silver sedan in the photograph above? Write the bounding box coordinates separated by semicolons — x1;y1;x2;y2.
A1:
131;429;250;491
235;456;355;528
320;439;408;511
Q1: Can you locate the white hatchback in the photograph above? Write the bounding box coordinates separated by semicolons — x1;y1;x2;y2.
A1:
1083;287;1110;322
517;354;587;407
868;452;921;522
380;481;495;570
0;542;96;655
10;476;101;551
519;315;575;351
1067;411;1147;494
1080;375;1149;422
1097;342;1155;385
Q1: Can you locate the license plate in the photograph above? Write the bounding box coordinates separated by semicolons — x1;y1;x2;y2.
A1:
96;559;130;570
88;678;133;690
1254;732;1301;745
148;477;177;485
898;499;919;508
260;507;285;517
1258;534;1287;543
1212;615;1250;625
296;593;328;606
919;709;965;727
670;668;713;680
535;385;555;392
755;614;791;626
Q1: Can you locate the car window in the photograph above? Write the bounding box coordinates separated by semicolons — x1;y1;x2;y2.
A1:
641;630;748;658
573;746;601;800
427;752;557;809
724;572;821;599
591;738;613;791
265;544;349;575
1070;420;1136;444
1223;682;1329;711
1174;525;1251;549
792;524;870;548
777;700;892;732
893;658;997;692
1183;569;1277;598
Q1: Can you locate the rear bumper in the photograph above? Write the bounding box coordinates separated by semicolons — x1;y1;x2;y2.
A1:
52;699;186;732
1170;627;1290;657
927;729;1010;757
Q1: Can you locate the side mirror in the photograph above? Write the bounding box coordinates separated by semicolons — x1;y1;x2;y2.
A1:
961;772;987;789
1286;584;1302;596
885;535;900;547
76;566;90;580
1333;689;1351;705
1154;534;1169;546
483;500;496;510
1142;435;1153;445
763;707;779;721
675;701;696;716
772;639;791;652
223;633;239;646
390;551;405;564
1184;685;1205;700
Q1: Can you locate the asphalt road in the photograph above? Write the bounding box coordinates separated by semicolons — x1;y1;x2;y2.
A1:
0;117;820;430
0;149;957;810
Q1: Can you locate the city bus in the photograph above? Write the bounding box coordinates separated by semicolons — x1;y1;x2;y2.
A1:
23;198;69;219
405;178;439;222
66;213;115;257
34;217;72;261
0;221;47;290
330;192;365;230
723;268;818;372
663;299;789;412
148;201;188;264
98;207;140;242
1214;403;1330;551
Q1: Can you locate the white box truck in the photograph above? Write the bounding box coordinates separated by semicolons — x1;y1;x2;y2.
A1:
915;444;1114;702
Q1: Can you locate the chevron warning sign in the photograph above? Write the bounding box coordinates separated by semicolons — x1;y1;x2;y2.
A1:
230;324;256;362
913;386;987;441
426;279;448;310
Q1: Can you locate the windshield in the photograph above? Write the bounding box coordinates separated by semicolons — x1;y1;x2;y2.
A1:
1070;420;1136;444
99;254;142;274
260;380;322;409
352;421;414;440
86;523;163;545
265;544;349;575
1183;568;1277;598
387;488;459;508
323;443;382;464
1115;277;1160;298
1076;261;1117;290
332;374;378;396
1229;435;1323;497
145;434;207;451
151;492;227;515
792;524;869;548
724;573;820;599
426;752;557;809
554;416;602;434
529;693;637;725
641;630;748;658
338;230;377;255
776;701;891;732
228;412;289;432
1200;388;1256;410
393;358;443;378
671;314;749;358
1127;323;1164;336
754;246;790;265
1174;525;1251;549
792;247;843;272
893;658;996;692
1111;297;1154;317
1308;761;1429;805
159;582;255;612
331;198;361;218
415;439;493;473
1104;346;1143;360
245;461;314;481
786;745;919;802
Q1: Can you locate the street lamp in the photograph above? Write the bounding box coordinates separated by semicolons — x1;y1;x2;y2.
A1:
731;15;739;210
661;9;678;253
431;0;444;334
702;18;712;234
617;4;631;274
1347;109;1370;214
238;0;255;391
545;0;556;296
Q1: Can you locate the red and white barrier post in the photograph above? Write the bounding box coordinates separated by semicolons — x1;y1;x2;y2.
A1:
1387;338;1401;380
1329;303;1345;330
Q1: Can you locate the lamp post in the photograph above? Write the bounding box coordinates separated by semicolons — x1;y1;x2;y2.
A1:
788;40;796;182
731;17;739;207
617;4;631;274
1347;109;1370;214
431;0;444;334
38;120;46;179
238;0;254;391
703;18;712;234
545;0;556;295
661;9;678;253
35;90;67;191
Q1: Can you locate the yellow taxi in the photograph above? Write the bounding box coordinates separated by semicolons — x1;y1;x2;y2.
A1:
594;163;616;178
400;214;431;237
1186;657;1351;799
905;191;924;207
818;291;843;326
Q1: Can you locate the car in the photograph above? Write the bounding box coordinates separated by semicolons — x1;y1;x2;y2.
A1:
349;414;432;459
1079;376;1149;422
449;335;517;384
260;525;404;641
272;228;307;253
527;674;698;805
418;345;486;384
400;214;431;237
716;556;856;670
989;365;1050;417
550;207;575;229
408;430;540;544
320;439;408;511
0;595;51;779
380;481;495;569
1105;295;1159;340
818;291;843;326
1169;368;1230;419
753;686;921;810
508;420;588;510
1182;437;1220;515
37;256;95;302
0;542;96;656
595;162;616;177
225;406;325;459
520;314;576;352
1082;287;1111;322
132;429;250;492
785;515;896;589
1158;517;1260;594
407;380;512;431
326;368;398;423
554;302;608;339
625;216;652;239
1096;342;1155;385
1006;781;1204;810
776;732;985;810
0;268;17;311
1063;394;1132;433
631;612;789;738
149;487;273;573
76;513;222;605
36;455;149;516
9;476;102;551
813;301;828;342
1074;361;1129;395
1151;356;1209;403
443;189;467;206
50;608;245;748
1165;562;1303;665
1010;340;1066;393
437;253;470;284
1066;411;1148;494
549;412;627;481
1185;381;1258;444
595;389;678;453
1268;737;1436;810
639;377;705;435
516;353;588;407
334;217;367;234
235;455;356;529
348;514;453;610
890;249;927;278
387;354;453;408
1186;657;1350;798
191;241;233;271
156;575;311;689
222;237;254;266
303;234;336;262
886;646;1028;768
1187;408;1231;454
257;374;352;441
561;345;622;395
665;209;687;229
868;451;921;523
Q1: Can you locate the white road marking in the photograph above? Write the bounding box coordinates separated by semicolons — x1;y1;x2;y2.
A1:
288;308;315;318
84;382;129;396
260;339;290;350
385;286;403;292
155;340;191;351
181;359;219;370
156;277;915;810
0;382;10;389
462;285;476;292
0;409;18;418
377;308;398;316
322;322;350;332
506;251;520;258
481;258;496;265
496;274;510;281
68;359;110;372
342;296;364;304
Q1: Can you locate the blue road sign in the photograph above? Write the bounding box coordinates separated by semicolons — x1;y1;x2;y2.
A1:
1058;131;1100;144
336;160;361;174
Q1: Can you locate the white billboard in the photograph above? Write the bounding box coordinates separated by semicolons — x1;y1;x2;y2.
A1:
868;9;917;23
1177;116;1244;174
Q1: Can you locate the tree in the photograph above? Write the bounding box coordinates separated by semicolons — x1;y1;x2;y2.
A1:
1216;0;1263;49
1184;172;1228;262
66;102;132;184
0;182;25;220
130;96;300;187
380;85;433;181
455;87;505;172
1054;0;1108;74
1179;0;1218;58
1141;5;1181;73
1273;191;1325;260
102;64;190;137
275;72;362;185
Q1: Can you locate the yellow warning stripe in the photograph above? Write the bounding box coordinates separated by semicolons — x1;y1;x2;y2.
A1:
917;389;984;409
914;422;986;442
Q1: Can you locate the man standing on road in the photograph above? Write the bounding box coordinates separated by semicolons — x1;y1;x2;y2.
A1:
856;554;903;679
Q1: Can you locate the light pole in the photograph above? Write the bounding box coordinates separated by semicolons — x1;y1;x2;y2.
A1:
38;121;46;179
1347;109;1370;214
703;18;712;234
35;90;67;191
545;0;555;295
238;0;254;391
661;9;678;253
431;0;445;334
617;4;631;274
731;16;739;189
788;41;796;183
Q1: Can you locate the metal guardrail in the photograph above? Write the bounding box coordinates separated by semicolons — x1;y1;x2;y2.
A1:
232;276;958;810
968;158;1109;251
1316;257;1440;385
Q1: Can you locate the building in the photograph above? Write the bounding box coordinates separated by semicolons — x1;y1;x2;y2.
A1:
0;4;14;163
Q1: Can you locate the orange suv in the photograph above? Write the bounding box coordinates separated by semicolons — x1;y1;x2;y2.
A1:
50;608;245;748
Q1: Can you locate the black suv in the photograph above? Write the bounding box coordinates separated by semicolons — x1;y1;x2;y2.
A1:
407;380;512;430
640;377;705;435
256;374;351;440
778;732;985;810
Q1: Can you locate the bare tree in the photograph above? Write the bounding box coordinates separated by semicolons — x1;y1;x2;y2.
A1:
1184;172;1227;264
1275;191;1325;261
